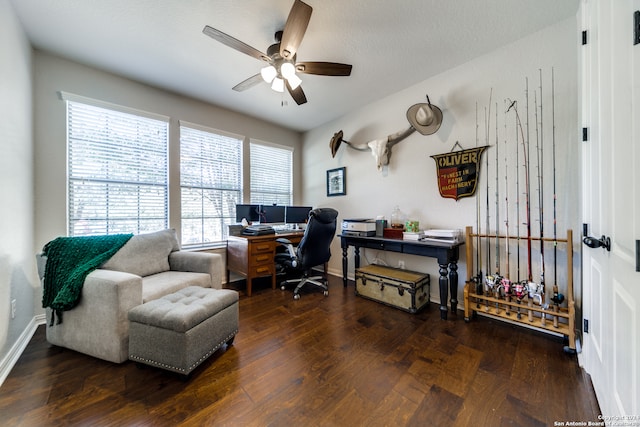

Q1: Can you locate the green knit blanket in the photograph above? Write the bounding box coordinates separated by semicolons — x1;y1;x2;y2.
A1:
42;233;133;324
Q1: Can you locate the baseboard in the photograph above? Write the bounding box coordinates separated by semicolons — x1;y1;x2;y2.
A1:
0;314;46;387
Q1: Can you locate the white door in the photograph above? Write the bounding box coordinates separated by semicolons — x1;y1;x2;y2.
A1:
581;0;640;416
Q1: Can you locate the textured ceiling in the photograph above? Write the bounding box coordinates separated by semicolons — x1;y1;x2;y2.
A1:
10;0;579;132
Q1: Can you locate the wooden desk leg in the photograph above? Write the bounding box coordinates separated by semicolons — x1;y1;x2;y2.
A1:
342;246;348;287
449;261;458;315
246;274;252;297
438;263;449;320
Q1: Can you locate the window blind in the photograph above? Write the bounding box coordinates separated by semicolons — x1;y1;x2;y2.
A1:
249;141;293;205
67;101;169;236
180;125;242;246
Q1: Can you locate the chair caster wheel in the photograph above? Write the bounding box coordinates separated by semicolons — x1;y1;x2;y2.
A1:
323;291;329;296
294;294;301;300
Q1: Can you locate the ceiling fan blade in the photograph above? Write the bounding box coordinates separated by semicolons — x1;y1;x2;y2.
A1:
295;62;353;76
286;81;307;105
232;74;263;92
279;0;312;60
203;25;269;62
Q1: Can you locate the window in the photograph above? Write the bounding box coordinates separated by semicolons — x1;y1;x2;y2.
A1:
65;95;169;236
180;123;243;246
250;141;293;205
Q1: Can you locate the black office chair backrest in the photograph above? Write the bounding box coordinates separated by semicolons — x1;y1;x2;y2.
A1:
296;208;338;270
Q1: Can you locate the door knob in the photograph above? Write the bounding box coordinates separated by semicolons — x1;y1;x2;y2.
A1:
583;235;611;251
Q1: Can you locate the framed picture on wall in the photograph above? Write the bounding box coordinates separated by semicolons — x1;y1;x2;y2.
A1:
327;167;346;197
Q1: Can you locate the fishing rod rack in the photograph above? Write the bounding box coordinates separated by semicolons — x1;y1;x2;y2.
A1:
463;226;575;350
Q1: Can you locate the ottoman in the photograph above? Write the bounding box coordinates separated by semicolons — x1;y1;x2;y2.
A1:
128;286;239;375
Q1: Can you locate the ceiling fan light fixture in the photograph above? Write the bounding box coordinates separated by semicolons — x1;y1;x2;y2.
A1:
271;77;285;92
260;65;277;83
287;73;302;90
280;61;296;79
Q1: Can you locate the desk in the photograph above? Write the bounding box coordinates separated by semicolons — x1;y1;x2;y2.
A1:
227;231;303;296
339;234;463;320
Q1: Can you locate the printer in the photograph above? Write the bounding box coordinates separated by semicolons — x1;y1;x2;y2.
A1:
341;218;376;236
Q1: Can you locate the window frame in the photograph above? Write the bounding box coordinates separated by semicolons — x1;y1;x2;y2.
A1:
61;92;170;237
249;139;294;206
179;121;244;247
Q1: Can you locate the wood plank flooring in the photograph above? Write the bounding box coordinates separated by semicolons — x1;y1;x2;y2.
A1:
0;275;601;426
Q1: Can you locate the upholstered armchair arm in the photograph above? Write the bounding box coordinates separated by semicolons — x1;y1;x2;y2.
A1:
44;268;143;363
168;251;223;289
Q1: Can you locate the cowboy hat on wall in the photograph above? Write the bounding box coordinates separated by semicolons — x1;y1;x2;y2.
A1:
406;98;443;135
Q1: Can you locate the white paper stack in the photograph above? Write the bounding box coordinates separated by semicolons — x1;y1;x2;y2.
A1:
403;231;424;241
421;229;463;244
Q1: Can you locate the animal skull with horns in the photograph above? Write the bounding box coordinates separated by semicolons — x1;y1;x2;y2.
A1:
330;98;443;171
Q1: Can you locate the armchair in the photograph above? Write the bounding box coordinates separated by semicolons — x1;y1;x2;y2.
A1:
36;229;223;363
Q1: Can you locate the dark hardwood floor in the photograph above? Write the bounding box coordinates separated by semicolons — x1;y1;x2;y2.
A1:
0;275;601;426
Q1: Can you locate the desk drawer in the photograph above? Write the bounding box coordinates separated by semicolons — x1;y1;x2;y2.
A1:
360;240;403;252
252;253;273;265
250;264;274;277
251;241;274;255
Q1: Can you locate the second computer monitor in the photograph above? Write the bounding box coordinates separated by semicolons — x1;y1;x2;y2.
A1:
286;206;312;224
260;205;286;224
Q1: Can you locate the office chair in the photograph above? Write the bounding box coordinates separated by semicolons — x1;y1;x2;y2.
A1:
275;208;338;300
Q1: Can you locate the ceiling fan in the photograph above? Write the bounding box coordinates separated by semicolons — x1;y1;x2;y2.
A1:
202;0;352;105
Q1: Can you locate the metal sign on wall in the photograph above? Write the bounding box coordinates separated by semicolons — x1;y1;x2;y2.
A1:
430;145;488;201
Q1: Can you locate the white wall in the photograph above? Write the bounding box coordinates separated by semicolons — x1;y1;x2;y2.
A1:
303;18;580;310
33;51;303;252
0;0;36;380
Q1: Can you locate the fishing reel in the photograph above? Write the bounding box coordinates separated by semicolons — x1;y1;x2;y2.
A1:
500;278;512;297
512;282;528;301
484;274;503;297
551;292;565;305
527;282;545;305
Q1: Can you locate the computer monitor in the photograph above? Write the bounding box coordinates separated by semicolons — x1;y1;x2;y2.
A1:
259;205;285;224
286;206;312;224
235;204;260;223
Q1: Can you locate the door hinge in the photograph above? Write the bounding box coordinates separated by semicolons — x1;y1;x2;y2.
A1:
634;11;640;45
582;30;588;45
636;240;640;272
584;318;589;334
582;127;588;142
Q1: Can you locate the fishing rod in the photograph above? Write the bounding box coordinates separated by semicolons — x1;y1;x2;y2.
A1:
522;78;534;322
538;70;545;280
495;104;500;277
475;102;483;302
506;98;529;320
484;102;491;312
494;104;501;313
503;99;512;316
534;77;546;326
550;67;564;328
515;105;521;286
483;90;496;311
515;102;521;320
524;78;533;285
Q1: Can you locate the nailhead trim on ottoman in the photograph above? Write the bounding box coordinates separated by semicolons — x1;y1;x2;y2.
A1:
128;286;239;375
